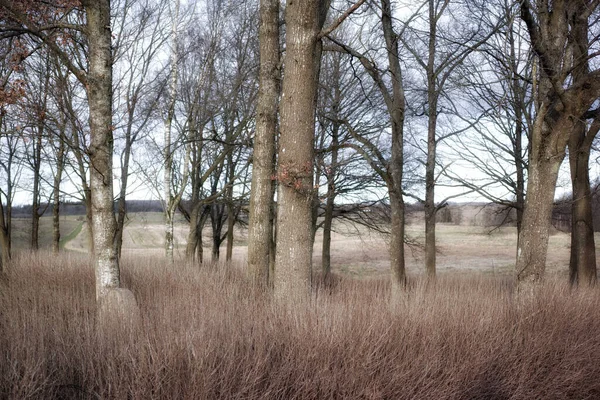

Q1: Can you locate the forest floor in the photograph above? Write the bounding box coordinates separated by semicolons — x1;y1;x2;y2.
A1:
9;212;578;278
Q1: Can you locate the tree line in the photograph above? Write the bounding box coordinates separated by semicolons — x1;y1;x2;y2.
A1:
0;0;599;306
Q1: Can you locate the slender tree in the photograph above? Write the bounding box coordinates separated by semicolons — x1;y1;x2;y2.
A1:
0;0;127;301
325;0;409;293
247;0;280;285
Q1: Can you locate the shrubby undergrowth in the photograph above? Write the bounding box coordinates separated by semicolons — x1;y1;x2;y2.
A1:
1;252;599;399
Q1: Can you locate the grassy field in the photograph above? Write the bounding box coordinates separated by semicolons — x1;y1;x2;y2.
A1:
9;212;579;279
3;215;600;398
1;253;600;399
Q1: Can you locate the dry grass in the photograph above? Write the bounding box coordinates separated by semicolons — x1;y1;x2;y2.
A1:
1;252;600;399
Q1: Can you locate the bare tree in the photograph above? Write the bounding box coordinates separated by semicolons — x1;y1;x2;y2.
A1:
0;0;128;301
273;0;331;299
444;0;533;235
401;0;499;278
324;0;409;294
516;0;600;291
0;125;22;269
315;45;384;278
112;0;169;259
19;51;52;251
163;0;185;263
247;0;280;285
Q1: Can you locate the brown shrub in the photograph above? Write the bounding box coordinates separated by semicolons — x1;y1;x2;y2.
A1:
1;251;599;399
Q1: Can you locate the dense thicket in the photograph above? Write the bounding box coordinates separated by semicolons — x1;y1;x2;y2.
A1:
1;254;600;399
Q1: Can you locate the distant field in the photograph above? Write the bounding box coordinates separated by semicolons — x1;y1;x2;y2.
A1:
8;211;584;278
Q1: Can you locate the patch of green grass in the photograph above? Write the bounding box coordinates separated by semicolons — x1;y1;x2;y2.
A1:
59;221;84;249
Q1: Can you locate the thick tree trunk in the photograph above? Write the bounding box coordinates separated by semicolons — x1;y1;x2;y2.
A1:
568;121;597;286
247;0;280;284
274;0;329;300
185;203;201;260
84;0;120;301
516;156;562;289
517;0;600;291
515;114;570;291
389;189;406;291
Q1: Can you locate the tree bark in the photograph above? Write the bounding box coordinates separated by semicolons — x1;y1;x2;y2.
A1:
516;113;571;290
163;0;179;264
274;0;329;300
225;150;236;262
0;201;9;271
225;200;235;261
568;120;598;286
115;121;134;259
30;127;42;251
381;0;406;292
247;0;280;285
52;126;66;254
83;0;121;300
210;202;225;262
424;103;437;279
322;124;339;278
517;0;600;290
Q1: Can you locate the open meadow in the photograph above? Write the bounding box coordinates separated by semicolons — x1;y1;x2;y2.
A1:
8;211;577;278
2;213;600;398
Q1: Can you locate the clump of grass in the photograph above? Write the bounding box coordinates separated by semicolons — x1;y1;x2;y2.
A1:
1;251;600;399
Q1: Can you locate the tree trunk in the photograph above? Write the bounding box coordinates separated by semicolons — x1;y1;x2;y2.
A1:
225;150;236;262
31;125;43;251
163;0;179;264
515;114;570;291
186;203;201;260
381;0;406;292
423;0;439;279
389;189;406;291
568;121;597;286
210;203;224;262
84;191;94;252
0;201;9;271
84;0;121;301
274;0;329;300
225;200;235;261
424;108;437;279
517;0;600;290
514;118;525;235
52;129;66;254
321;123;339;278
115;134;133;259
248;0;280;284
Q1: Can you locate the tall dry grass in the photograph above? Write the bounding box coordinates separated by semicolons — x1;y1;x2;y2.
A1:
1;252;600;399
